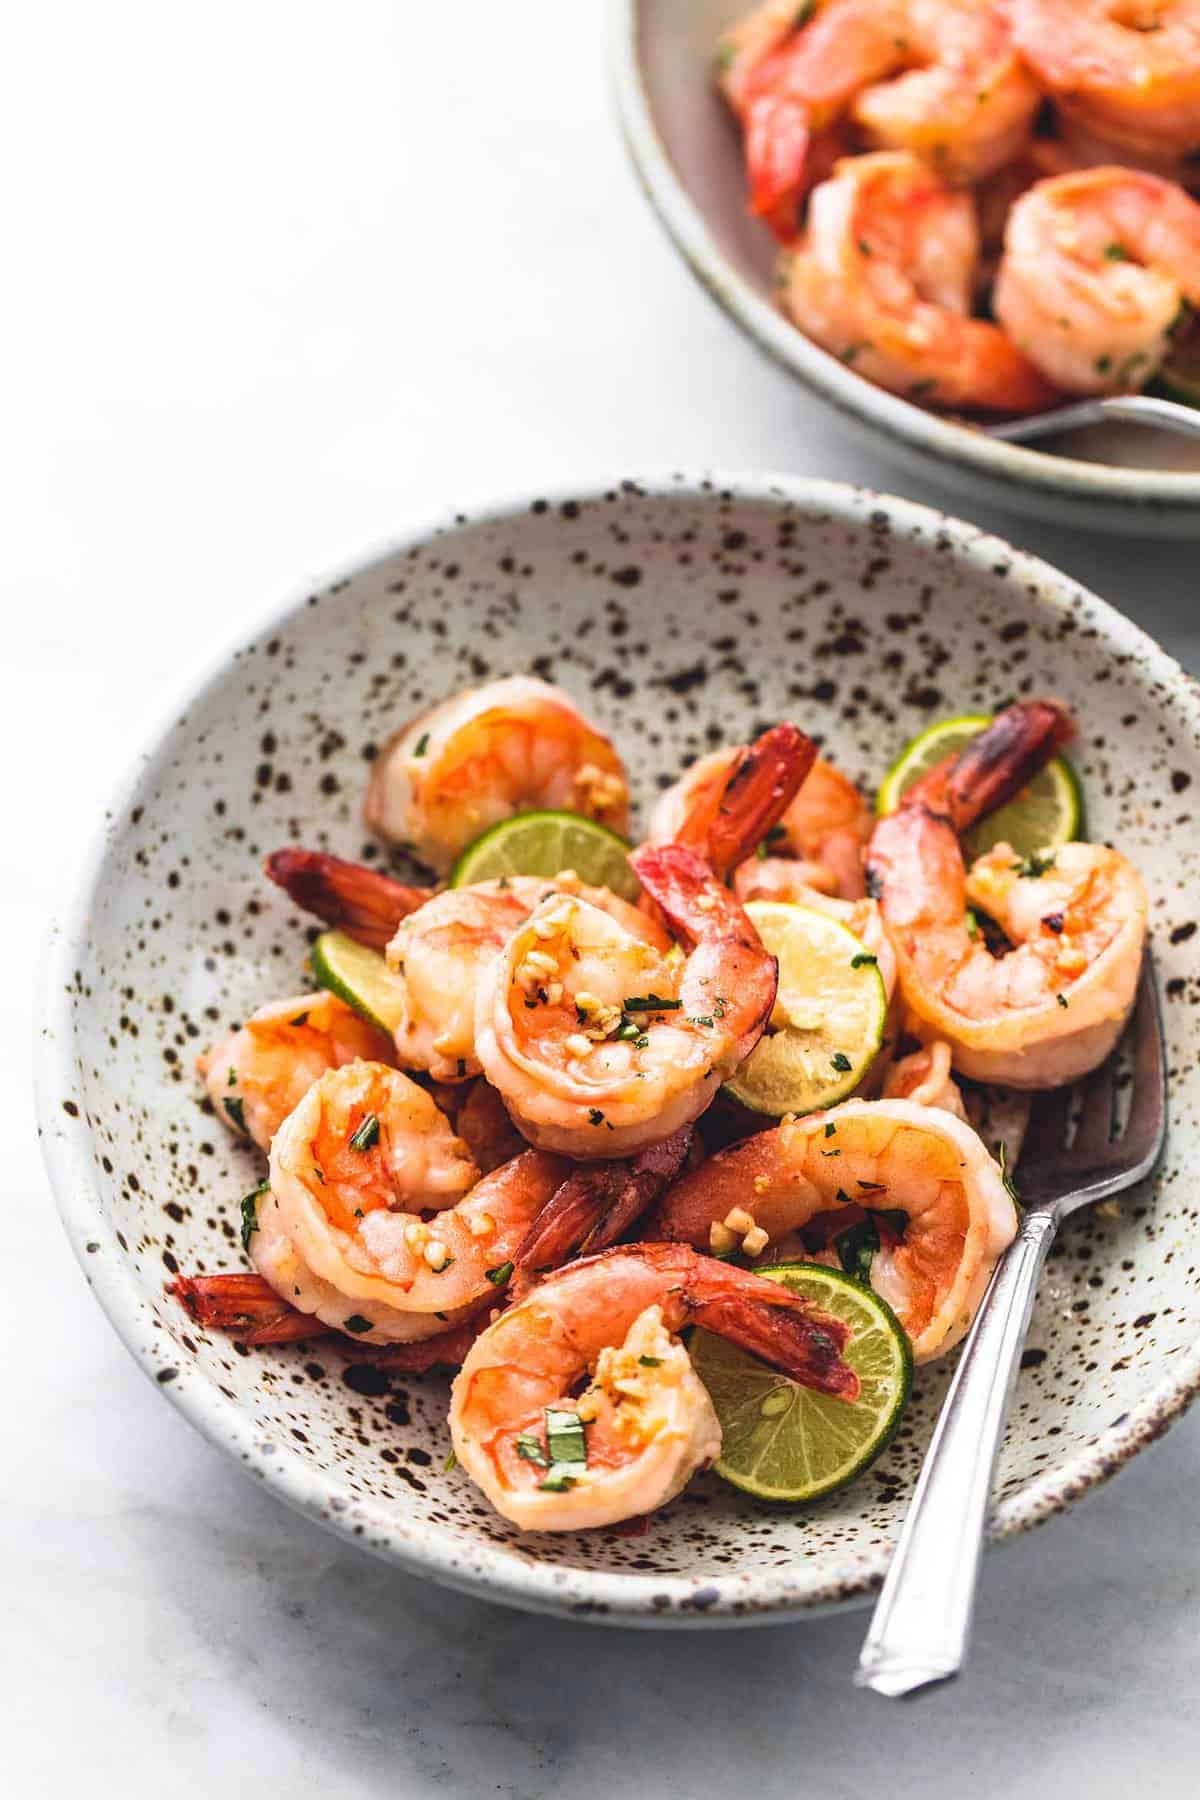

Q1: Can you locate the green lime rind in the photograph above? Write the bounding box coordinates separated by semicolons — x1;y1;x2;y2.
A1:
449;810;639;900
725;902;887;1118
310;930;407;1036
691;1262;913;1504
875;713;1084;862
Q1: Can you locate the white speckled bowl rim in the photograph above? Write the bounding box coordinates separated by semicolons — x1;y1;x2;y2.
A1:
611;0;1200;532
35;472;1200;1627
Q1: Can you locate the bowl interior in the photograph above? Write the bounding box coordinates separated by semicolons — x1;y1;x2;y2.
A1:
42;478;1200;1621
621;0;1200;512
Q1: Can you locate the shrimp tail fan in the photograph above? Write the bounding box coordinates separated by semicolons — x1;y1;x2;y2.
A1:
171;1273;325;1344
694;1291;860;1401
264;848;428;950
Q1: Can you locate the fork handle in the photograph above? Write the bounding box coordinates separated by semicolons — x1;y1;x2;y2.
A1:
855;1206;1058;1698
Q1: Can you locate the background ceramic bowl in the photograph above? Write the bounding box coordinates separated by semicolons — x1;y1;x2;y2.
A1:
37;474;1200;1625
612;0;1200;537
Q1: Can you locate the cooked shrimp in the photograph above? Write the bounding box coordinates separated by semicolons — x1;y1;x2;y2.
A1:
881;1039;967;1120
994;167;1200;394
646;724;817;877
867;700;1149;1087
256;1060;570;1345
265;851;669;1086
475;845;778;1159
719;0;1040;225
178;1127;696;1361
783;151;1059;411
365;677;630;874
449;1242;858;1530
653;740;867;898
653;1098;1016;1361
198;990;395;1151
1011;1;1200;166
430;1076;527;1173
388;874;670;1084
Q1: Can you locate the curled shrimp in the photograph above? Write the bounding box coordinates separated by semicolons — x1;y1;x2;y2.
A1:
265;852;668;1085
198;990;395;1151
867;700;1149;1088
718;0;1040;227
257;1060;569;1344
652;1098;1016;1362
881;1039;967;1120
175;1126;695;1361
1011;1;1200;167
783;151;1058;411
449;1242;858;1530
388;875;669;1084
474;844;778;1160
994;167;1200;395
651;740;866;896
365;677;630;875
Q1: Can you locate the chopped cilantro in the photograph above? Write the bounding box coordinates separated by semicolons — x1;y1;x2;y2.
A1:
444;1449;457;1473
966;907;980;941
538;1467;578;1492
223;1095;246;1133
623;993;682;1012
485;1260;514;1286
998;1141;1020;1209
342;1314;373;1335
831;1051;853;1073
240;1178;269;1251
824;1121;836;1138
616;1021;642;1041
348;1112;380;1152
638;1355;663;1368
687;1015;715;1028
1057;992;1069;1009
1013;849;1056;879
1103;242;1132;261
850;952;877;969
588;1108;606;1127
412;732;430;757
516;1433;549;1467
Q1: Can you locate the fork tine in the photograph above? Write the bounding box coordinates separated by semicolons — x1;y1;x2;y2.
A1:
1018;1085;1073;1170
1071;1059;1116;1161
1120;954;1167;1173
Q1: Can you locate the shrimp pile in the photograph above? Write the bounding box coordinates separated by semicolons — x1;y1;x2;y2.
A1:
718;0;1200;410
173;673;1150;1533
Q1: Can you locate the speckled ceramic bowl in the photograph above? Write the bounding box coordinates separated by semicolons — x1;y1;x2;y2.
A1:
36;475;1200;1626
612;0;1200;537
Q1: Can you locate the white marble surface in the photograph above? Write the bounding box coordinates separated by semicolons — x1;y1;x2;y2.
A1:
8;4;1200;1793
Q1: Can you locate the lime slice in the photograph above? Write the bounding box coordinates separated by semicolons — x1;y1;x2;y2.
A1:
691;1262;912;1503
310;930;406;1036
725;902;887;1116
876;713;1083;862
449;810;639;900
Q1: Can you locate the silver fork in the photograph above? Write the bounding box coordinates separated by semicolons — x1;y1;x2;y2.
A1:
988;394;1200;445
855;954;1167;1698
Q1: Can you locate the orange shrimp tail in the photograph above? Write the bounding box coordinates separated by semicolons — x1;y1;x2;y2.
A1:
706;722;818;875
558;1243;859;1401
514;1126;695;1274
694;1293;859;1400
630;842;756;939
907;698;1076;832
172;1274;326;1345
745;87;812;220
264;848;429;951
